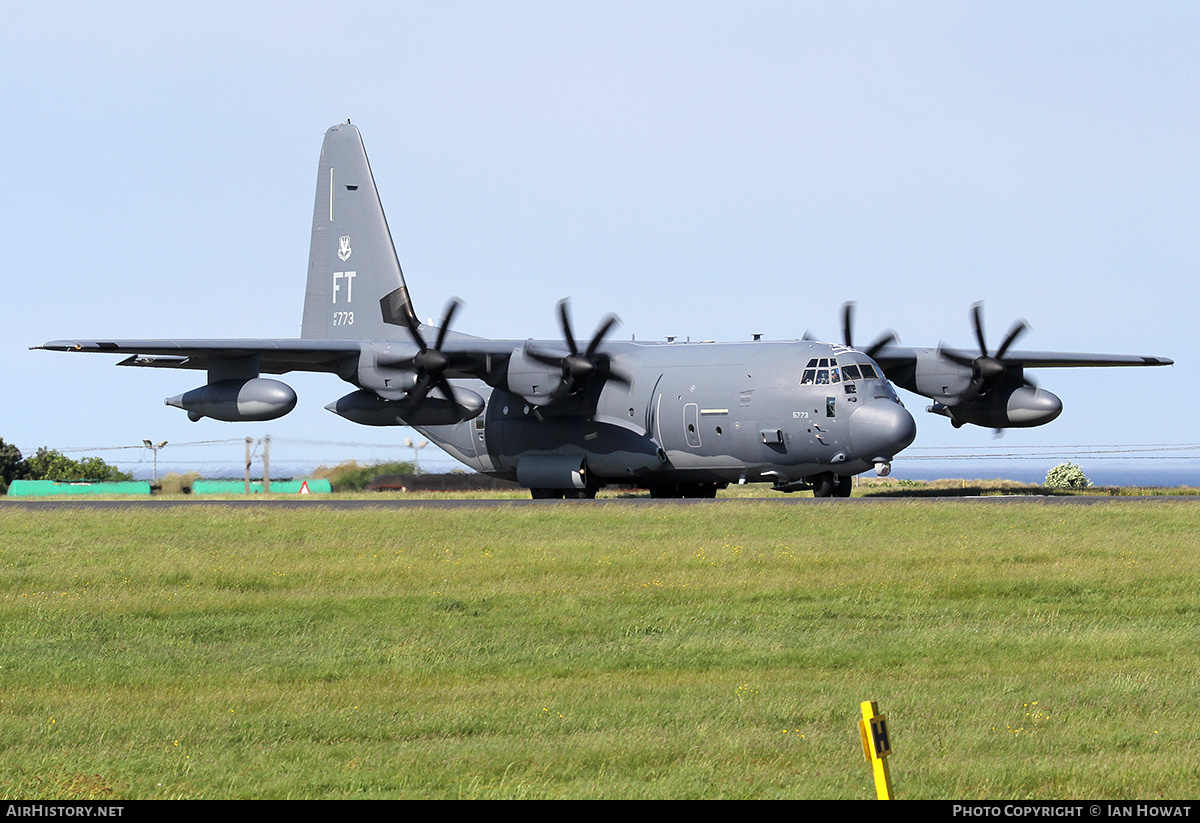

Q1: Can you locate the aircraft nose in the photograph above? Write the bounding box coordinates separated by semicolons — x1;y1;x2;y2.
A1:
847;399;917;462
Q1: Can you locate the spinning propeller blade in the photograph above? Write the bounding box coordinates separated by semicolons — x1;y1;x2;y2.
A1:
528;299;627;401
840;301;898;359
394;298;468;410
938;302;1030;405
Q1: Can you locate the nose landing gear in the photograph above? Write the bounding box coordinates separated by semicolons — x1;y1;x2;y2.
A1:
778;472;853;498
811;472;853;498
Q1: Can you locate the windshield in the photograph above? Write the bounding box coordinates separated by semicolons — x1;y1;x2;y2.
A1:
801;356;897;400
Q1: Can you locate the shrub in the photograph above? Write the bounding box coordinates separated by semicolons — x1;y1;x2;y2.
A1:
1045;462;1091;490
310;460;414;492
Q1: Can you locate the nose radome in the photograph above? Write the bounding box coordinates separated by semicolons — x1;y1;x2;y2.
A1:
848;399;917;462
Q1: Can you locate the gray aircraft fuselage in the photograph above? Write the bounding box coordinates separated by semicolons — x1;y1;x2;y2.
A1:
419;338;915;496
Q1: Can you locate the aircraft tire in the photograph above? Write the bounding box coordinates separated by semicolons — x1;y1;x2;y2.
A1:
648;483;678;498
681;483;719;498
530;488;564;499
834;474;853;498
646;482;719;498
812;473;837;498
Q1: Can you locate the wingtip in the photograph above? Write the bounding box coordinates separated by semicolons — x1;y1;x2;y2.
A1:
38;340;98;352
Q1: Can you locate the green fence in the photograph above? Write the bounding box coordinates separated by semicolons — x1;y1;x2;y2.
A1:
8;480;152;497
191;479;333;495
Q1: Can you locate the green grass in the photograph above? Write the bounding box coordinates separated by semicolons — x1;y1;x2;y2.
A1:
0;502;1197;798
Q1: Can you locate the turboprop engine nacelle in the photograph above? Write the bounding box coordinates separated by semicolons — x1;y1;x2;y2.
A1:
928;384;1063;429
325;388;484;427
166;378;297;422
503;345;566;406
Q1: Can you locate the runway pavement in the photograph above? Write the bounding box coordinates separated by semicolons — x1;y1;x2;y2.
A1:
2;495;1196;510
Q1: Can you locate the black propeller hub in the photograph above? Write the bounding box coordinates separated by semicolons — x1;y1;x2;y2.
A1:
413;348;450;374
975;355;1005;382
565;353;596;381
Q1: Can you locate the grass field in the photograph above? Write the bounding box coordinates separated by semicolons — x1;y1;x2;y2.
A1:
1;500;1197;799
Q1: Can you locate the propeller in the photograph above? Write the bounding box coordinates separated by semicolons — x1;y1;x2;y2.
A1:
527;299;627;402
938;302;1029;406
386;297;468;409
840;302;898;359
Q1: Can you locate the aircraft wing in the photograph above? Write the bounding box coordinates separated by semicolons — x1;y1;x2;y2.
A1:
875;347;1174;371
33;335;525;383
975;350;1173;368
34;339;367;374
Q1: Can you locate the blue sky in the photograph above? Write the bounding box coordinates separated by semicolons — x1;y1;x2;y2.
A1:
4;2;1195;480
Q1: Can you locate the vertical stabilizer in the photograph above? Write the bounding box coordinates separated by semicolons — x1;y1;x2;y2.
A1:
301;122;417;339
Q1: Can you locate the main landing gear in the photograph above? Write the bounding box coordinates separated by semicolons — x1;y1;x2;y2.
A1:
528;482;726;499
529;487;597;499
647;482;722;499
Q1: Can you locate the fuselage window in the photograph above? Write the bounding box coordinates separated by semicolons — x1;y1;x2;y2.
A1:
815;369;829;384
859;364;878;379
842;363;862;381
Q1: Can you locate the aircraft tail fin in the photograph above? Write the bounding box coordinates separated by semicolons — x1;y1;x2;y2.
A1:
301;122;417;340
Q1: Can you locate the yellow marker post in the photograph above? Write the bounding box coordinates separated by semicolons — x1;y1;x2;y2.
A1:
858;700;894;799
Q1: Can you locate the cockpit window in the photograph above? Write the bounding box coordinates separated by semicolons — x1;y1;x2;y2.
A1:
803;357;884;387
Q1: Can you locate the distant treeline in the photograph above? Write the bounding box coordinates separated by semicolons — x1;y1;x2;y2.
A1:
0;439;130;494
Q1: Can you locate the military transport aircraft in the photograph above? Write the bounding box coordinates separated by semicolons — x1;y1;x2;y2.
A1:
36;122;1173;498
